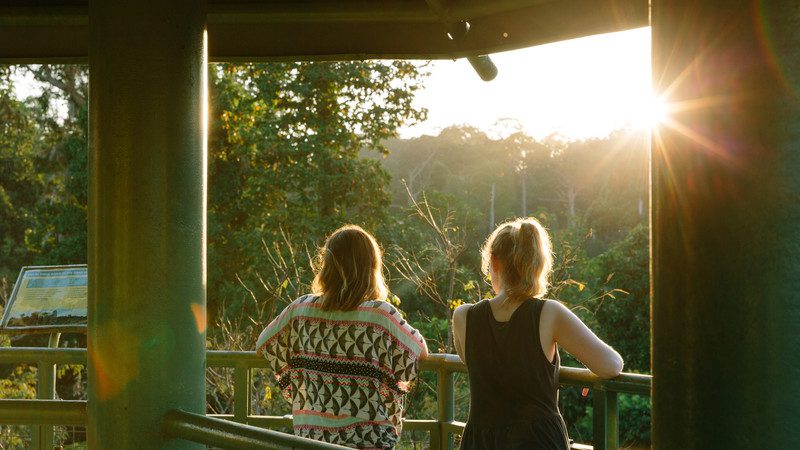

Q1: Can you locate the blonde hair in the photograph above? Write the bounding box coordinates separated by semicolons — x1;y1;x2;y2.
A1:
481;218;553;302
312;224;388;311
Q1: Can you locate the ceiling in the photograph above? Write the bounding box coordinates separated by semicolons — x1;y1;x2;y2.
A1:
0;0;648;63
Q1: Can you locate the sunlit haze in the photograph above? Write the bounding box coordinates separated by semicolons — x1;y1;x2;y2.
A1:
400;27;653;140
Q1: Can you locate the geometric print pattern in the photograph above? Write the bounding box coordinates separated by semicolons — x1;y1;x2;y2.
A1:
256;294;425;449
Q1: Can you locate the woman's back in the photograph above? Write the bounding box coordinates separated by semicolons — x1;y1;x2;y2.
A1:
461;298;569;450
257;294;426;449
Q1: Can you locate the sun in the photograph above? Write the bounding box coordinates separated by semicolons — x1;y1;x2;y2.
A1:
647;94;670;126
631;93;670;130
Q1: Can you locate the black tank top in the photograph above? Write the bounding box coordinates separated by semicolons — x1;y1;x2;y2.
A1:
461;298;569;450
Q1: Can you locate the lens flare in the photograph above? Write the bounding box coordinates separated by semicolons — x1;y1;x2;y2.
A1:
191;302;207;334
89;321;140;400
754;0;799;101
631;93;671;131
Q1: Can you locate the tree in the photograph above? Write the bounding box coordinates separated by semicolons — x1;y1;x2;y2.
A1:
26;66;89;266
207;61;428;324
593;224;650;372
0;67;42;278
0;65;89;283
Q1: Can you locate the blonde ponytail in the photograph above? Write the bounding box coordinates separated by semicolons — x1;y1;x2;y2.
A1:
481;218;553;302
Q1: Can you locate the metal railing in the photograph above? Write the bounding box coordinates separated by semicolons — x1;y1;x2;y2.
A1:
0;347;651;450
162;409;351;449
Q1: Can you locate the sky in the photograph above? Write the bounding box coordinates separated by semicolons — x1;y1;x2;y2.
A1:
399;27;653;140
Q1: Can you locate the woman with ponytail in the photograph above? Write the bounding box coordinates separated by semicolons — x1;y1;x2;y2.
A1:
453;218;623;450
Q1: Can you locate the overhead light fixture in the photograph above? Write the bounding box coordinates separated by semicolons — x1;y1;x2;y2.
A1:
425;1;498;82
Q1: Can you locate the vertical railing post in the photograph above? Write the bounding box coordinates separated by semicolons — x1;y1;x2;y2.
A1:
32;333;61;450
592;389;619;450
233;362;251;423
436;368;454;450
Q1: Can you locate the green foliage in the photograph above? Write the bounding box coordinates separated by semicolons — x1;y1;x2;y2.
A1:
0;363;36;400
382;127;650;445
594;224;650;372
0;65;89;293
555;224;650;445
0;331;35;448
24;105;88;266
0;68;44;278
0;64;652;448
207;61;427;327
566;392;651;447
618;393;651;444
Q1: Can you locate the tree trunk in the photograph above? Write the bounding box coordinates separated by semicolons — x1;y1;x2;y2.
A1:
567;185;577;223
445;261;457;353
489;182;495;232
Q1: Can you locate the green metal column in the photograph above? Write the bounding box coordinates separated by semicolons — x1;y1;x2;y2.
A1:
88;0;207;448
651;0;800;448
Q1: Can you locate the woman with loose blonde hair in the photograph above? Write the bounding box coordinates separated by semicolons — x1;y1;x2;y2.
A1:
454;218;623;450
312;224;388;311
257;224;428;449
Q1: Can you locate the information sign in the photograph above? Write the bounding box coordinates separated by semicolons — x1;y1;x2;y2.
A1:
0;265;87;333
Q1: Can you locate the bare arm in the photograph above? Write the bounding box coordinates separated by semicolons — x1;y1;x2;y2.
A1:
452;304;471;363
541;300;623;378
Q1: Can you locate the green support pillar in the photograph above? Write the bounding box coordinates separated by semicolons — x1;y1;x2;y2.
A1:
651;0;800;448
88;1;207;448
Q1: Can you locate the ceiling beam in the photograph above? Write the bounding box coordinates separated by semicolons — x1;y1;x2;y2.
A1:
0;0;648;63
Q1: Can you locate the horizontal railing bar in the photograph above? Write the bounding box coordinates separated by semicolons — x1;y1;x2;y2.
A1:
572;444;594;450
559;366;651;396
0;399;86;425
207;350;268;368
0;347;86;365
0;349;651;395
210;414;293;428
421;353;467;372
441;420;467;435
579;379;648;396
422;354;651;395
403;419;439;432
163;409;351;449
210;415;442;434
560;366;653;384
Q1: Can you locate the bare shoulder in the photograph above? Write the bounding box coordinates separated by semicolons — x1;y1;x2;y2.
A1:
541;298;571;317
539;299;573;332
453;302;474;323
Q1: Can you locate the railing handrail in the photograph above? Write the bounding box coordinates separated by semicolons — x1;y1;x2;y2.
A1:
0;348;651;395
0;347;85;365
0;399;86;425
0;347;652;450
163;409;351;450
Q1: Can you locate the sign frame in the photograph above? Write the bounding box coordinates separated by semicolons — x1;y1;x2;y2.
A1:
0;264;88;335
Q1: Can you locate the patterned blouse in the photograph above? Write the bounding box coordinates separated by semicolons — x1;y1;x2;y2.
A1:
256;294;426;449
